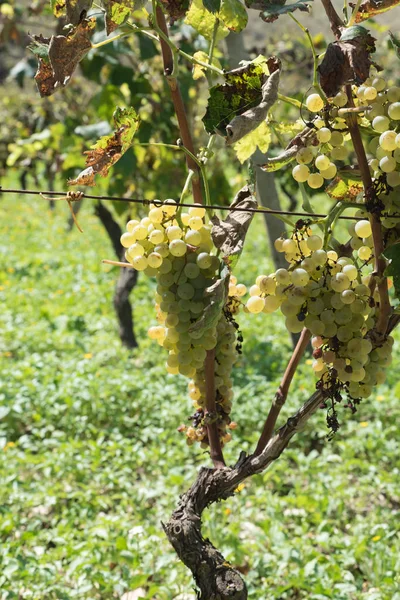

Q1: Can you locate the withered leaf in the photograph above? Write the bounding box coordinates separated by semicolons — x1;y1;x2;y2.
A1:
69;107;140;187
225;69;280;145
103;0;147;34
317;26;376;97
259;126;317;172
203;55;280;136
211;185;257;263
31;18;95;97
189;266;230;334
349;0;400;23
66;0;94;24
159;0;191;20
326;168;364;201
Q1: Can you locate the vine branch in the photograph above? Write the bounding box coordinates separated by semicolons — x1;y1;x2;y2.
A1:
154;4;203;206
343;88;391;336
254;328;312;456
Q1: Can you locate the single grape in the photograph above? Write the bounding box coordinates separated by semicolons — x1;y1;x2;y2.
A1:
120;232;136;248
372;77;386;91
315;154;331;171
307;173;324;189
388;102;400;120
197;252;212;269
246;296;265;314
148;252;163;268
185;229;202;246
379;155;397;173
355;219;372;238
131;255;148;271
363;86;377;101
296;147;314;164
320;162;337;179
332;91;348;107
372;116;390;133
189;204;206;218
292;164;310;183
379;130;397;151
306;93;324;112
329;131;344;147
317;128;332;143
358;246;372;261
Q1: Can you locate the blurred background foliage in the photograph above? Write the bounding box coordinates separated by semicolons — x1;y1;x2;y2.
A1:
1;0;400;598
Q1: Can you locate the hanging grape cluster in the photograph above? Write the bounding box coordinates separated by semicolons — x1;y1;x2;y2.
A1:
120;201;244;447
245;222;393;408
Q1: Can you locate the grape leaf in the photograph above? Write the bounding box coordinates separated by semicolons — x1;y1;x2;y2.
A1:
189;268;230;334
326;169;364;201
211;185;257;264
318;27;376;97
192;51;222;80
69;107;140;186
185;0;229;41
349;0;400;23
246;0;313;23
203;55;279;136
219;0;248;32
102;0;147;34
203;0;221;11
233;121;271;163
383;242;400;300
31;18;96;97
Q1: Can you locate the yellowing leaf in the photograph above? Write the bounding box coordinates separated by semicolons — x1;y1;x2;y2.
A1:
192;51;222;80
234;121;271;163
219;0;248;32
185;0;229;41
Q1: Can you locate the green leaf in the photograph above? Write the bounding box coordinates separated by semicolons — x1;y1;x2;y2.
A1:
340;25;370;41
185;0;229;41
383;242;400;300
28;35;51;60
219;0;248;32
234;121;271;163
69;107;140;186
246;0;313;23
203;0;221;11
259;147;297;171
203;55;275;135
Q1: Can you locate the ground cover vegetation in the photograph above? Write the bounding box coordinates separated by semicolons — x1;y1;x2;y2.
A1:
1;0;400;597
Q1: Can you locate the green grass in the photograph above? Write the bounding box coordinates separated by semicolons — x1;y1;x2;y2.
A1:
0;194;400;600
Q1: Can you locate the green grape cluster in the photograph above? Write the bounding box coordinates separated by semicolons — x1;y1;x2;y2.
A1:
245;224;392;405
120;201;244;448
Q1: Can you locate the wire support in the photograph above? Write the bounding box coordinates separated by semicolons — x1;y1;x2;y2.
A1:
0;186;396;221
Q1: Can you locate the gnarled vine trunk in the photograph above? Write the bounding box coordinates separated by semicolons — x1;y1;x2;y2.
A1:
165;392;323;598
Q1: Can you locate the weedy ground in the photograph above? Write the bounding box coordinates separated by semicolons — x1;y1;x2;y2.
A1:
0;194;399;599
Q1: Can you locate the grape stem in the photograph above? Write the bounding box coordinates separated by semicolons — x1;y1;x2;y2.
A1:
154;3;225;468
344;85;391;336
254;328;312;456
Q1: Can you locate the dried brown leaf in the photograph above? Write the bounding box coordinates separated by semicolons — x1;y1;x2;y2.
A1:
69;107;139;186
33;18;95;97
211;185;257;262
318;28;376;97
